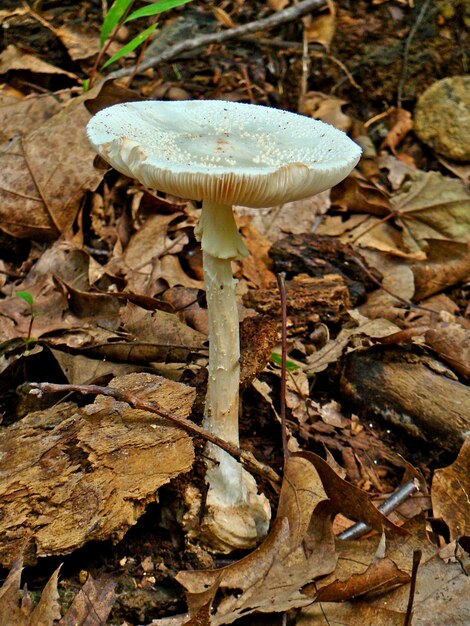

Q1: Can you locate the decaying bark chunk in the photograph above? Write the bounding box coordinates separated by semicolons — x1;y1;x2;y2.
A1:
0;373;195;567
341;347;470;451
270;233;380;304
243;274;351;332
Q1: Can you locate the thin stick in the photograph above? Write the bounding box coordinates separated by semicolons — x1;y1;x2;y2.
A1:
276;273;289;464
106;0;327;81
27;381;281;487
337;478;420;540
403;549;422;626
397;0;431;107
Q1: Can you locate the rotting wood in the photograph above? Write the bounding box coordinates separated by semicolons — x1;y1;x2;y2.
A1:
341;347;470;452
0;373;195;568
243;273;351;332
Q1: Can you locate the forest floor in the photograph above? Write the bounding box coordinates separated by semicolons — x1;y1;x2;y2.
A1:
0;1;469;625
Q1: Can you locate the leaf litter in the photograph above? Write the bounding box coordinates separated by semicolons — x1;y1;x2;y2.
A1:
0;0;469;623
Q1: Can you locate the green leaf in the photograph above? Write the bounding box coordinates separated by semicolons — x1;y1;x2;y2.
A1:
125;0;193;23
16;290;34;308
100;0;135;47
82;78;90;92
101;23;158;69
270;352;300;371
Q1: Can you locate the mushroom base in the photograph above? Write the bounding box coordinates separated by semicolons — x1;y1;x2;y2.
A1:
201;445;271;552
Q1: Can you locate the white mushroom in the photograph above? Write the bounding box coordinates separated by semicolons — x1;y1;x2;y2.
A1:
87;100;361;552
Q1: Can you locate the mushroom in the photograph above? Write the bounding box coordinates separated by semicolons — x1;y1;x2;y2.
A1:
87;100;361;552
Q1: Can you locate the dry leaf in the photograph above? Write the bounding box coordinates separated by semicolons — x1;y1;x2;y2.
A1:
392;170;470;253
235;192;330;243
0;86;104;239
380;107;413;154
410;239;470;301
432;439;470;540
300;91;352;131
55;24;101;60
0;44;77;79
58;573;116;626
306;311;400;375
303;1;336;50
177;454;337;624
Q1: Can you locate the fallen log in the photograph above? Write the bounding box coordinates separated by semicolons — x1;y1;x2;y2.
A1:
341;347;470;452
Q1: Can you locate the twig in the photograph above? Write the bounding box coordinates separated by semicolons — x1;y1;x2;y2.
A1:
337;478;420;540
276;273;289;464
404;549;422;626
27;381;281;487
397;0;432;107
106;0;327;81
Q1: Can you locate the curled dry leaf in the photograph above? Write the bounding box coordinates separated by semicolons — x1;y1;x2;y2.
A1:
0;44;77;79
177;454;337;624
177;452;404;624
431;439;470;541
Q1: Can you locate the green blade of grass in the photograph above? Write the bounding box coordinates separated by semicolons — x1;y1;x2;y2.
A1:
100;0;135;47
271;352;300;371
101;23;158;69
125;0;193;23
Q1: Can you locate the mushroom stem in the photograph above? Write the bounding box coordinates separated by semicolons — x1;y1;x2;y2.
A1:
195;200;270;551
203;251;240;446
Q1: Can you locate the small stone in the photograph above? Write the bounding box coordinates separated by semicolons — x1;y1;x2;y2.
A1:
414;76;470;162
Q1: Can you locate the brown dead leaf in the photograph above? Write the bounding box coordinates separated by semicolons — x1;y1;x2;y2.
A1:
238;221;275;288
49;348;148;385
0;558;62;626
298;603;405;625
58;573;116;626
370;546;470;625
330;170;391;216
0;557;116;626
0;86;104;239
0;90;68;144
303;1;336;49
411;239;470;301
309;556;410;601
0;373;195;566
55;24;101;61
425;322;470;383
301;451;405;535
306;311;400;375
432;439;470;541
380;107;413;154
235;192;330;244
300;91;352;131
0;44;77;79
267;0;290;10
392;170;470;253
177;454;337;624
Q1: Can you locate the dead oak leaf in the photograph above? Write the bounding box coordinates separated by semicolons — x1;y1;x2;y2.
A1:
432;439;470;541
177;455;337;624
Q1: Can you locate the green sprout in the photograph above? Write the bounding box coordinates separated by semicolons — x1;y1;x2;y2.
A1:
16;291;40;356
87;0;193;88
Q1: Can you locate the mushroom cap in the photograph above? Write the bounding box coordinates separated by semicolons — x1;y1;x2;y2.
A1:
87;100;361;207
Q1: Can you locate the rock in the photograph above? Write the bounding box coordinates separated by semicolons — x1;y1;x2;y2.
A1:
414;76;470;162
